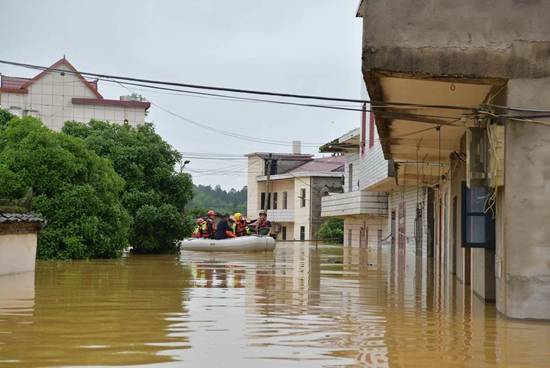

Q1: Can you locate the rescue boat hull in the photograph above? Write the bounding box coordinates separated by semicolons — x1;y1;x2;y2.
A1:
178;236;276;252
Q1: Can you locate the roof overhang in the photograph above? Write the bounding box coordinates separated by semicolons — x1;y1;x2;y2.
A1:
319;128;360;153
257;171;343;181
72;97;151;110
365;71;505;185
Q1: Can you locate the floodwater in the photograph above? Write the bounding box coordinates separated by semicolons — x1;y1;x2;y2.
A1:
1;243;549;367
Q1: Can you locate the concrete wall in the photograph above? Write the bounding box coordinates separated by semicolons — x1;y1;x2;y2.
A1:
343;215;386;248
247;156;264;219
361;0;550;79
498;78;550;319
0;233;38;275
387;185;428;253
0;64;145;131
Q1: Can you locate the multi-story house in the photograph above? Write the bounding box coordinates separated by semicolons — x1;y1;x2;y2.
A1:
357;0;550;319
246;152;345;241
0;57;150;131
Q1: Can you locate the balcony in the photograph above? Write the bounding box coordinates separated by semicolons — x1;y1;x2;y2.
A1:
321;190;387;217
266;209;294;222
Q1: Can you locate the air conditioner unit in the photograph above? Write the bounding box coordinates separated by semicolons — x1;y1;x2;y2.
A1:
466;127;488;188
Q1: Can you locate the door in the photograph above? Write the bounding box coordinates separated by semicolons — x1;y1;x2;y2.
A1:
359;227;368;248
398;202;406;250
300;226;305;241
282;226;287;241
452;196;457;274
391;210;396;246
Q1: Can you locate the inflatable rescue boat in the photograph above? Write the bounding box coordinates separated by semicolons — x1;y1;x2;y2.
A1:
179;236;276;252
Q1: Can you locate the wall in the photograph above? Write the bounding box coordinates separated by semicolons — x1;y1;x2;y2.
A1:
343;215;386;248
310;176;345;239
361;0;550;79
293;177;311;240
246;156;264;219
1;64;145;131
387;185;427;253
0;233;38;275
498;77;550;319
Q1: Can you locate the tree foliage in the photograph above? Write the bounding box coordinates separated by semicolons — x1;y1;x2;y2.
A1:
317;218;344;244
0;114;131;259
63;120;194;253
188;184;247;215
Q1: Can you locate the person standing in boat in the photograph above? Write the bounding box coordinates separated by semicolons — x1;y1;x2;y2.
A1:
192;218;207;238
205;210;217;239
255;210;272;236
215;214;237;240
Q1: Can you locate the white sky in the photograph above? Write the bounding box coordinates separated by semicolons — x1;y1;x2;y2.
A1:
0;0;363;189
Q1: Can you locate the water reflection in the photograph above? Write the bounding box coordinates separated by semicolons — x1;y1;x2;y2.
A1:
0;243;549;367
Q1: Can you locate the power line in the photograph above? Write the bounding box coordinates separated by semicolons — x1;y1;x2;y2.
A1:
0;58;480;111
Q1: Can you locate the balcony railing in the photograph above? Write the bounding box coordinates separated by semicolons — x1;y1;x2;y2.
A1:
266;209;294;222
321;190;388;217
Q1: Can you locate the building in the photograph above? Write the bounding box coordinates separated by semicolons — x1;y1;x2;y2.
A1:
0;57;150;131
358;0;550;319
246;152;345;241
319;126;390;248
0;213;45;275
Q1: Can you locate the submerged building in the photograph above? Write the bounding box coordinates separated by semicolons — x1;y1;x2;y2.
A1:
357;0;550;320
246;151;345;241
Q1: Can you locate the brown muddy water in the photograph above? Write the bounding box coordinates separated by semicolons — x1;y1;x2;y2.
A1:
0;243;549;367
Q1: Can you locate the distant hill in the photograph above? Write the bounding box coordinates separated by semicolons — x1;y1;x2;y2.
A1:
187;185;247;215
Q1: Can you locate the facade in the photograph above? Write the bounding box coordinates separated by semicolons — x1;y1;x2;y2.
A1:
320;127;390;248
0;213;44;275
0;57;150;131
358;0;550;319
246;152;345;241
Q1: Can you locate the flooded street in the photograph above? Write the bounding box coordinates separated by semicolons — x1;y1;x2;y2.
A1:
1;243;549;367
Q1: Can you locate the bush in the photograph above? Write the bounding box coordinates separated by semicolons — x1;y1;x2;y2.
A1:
63;120;194;253
317;218;344;244
0;115;131;259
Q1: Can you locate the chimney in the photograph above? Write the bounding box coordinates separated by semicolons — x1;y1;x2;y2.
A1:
292;140;301;154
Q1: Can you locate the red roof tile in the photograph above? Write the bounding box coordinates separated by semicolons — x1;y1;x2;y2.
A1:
289;156;346;173
72;97;150;109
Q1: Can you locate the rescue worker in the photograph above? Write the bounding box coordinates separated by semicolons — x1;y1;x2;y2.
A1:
215;214;236;240
192;218;207;238
255;210;272;236
234;212;250;237
205;210;217;239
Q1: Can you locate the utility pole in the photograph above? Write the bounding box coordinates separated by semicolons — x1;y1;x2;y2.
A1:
266;153;272;211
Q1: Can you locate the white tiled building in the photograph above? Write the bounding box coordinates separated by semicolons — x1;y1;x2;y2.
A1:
246;152;345;241
0;58;150;131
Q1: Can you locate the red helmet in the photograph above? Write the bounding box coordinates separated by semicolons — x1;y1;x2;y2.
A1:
207;210;216;217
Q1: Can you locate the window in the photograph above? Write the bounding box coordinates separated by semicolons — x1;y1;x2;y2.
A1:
300;226;305;241
348;163;353;192
347;229;352;246
273;192;278;210
300;188;306;208
283;192;288;209
266;193;271;210
282;226;287;241
260;192;266;210
461;183;495;248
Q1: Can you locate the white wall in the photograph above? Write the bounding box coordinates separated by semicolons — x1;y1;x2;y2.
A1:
293;177;311;240
0;233;38;275
343;215;386;248
1;64;146;131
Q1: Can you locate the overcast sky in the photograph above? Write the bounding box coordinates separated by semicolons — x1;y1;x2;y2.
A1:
0;0;363;189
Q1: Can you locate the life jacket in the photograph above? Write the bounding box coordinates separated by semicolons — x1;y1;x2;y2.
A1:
257;218;271;229
236;220;250;236
192;222;208;238
205;218;216;238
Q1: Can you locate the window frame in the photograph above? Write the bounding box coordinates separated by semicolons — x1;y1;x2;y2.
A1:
300;188;306;208
461;182;495;248
282;191;288;209
260;192;266;210
273;192;278;210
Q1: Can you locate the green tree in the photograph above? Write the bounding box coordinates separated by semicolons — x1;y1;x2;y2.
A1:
63;120;193;253
188;184;247;215
317;218;344;244
0;114;131;259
